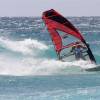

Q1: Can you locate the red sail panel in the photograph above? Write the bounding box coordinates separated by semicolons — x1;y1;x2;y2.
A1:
48;28;62;53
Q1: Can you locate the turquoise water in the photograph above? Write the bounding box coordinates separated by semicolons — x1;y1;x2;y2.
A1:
0;17;99;100
0;75;100;100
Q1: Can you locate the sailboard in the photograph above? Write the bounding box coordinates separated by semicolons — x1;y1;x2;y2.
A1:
85;64;100;71
42;9;96;63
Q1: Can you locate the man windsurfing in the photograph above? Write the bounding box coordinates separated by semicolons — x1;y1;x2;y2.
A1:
70;42;87;60
42;9;96;63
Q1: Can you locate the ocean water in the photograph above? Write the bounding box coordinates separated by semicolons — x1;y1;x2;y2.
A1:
0;17;100;100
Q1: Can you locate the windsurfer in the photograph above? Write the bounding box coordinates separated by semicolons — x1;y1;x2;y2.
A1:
70;42;86;60
42;9;96;63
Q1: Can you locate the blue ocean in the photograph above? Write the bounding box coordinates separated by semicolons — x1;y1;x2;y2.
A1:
0;17;100;100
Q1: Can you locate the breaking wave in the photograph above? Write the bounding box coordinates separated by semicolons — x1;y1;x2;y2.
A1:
0;37;98;76
0;55;95;76
0;37;48;55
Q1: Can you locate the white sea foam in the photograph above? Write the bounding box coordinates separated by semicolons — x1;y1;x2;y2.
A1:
0;55;71;76
0;54;96;76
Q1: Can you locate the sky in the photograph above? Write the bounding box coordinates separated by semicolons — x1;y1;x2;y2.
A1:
0;0;100;17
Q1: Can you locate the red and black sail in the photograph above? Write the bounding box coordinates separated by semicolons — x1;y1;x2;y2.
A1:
42;9;96;63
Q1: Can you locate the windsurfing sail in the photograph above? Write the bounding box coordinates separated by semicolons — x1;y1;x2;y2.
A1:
42;9;96;63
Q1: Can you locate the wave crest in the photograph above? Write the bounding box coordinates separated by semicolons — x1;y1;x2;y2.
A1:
0;38;48;55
